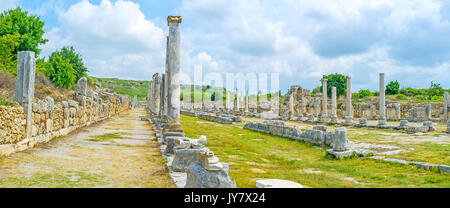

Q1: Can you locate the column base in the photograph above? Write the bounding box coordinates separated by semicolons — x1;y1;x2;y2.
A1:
343;116;353;126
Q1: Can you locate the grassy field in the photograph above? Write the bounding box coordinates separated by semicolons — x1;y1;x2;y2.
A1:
180;114;450;188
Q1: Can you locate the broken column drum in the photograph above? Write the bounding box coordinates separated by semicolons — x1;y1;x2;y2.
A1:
13;51;36;138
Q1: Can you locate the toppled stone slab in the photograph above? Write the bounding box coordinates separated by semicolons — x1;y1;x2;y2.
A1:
263;120;285;126
172;148;210;172
255;179;303;188
185;162;236;188
411;161;439;171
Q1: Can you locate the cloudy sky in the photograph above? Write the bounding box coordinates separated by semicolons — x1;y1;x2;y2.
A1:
1;0;450;93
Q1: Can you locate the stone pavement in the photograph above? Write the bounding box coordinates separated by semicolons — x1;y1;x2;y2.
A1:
0;108;174;188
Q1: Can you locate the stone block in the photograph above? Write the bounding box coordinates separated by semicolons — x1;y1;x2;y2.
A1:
185;162;236;188
332;127;348;151
172;148;209;172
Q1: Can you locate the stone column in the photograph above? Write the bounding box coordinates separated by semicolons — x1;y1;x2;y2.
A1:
289;93;295;119
153;73;161;116
344;76;352;124
321;78;328;118
378;73;386;125
13;51;36;138
245;90;249;113
164;16;183;132
163;36;169;118
331;86;337;122
233;88;239;112
160;73;165;117
444;92;449;122
226;91;231;112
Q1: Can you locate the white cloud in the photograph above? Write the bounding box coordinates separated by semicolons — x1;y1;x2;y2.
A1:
178;0;450;92
0;0;19;13
41;0;165;80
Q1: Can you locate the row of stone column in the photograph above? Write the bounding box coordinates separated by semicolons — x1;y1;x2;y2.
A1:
147;16;183;133
314;73;392;125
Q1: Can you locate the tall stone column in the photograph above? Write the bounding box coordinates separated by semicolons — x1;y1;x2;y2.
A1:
331;86;337;123
321;78;328;118
160;73;165;117
164;16;183;132
344;76;353;125
233;88;239;112
226;91;231;112
444;92;449;122
152;73;161;116
163;36;169;118
245;90;249;113
14;51;36;138
378;73;386;126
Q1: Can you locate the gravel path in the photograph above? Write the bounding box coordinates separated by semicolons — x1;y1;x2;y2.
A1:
0;108;175;188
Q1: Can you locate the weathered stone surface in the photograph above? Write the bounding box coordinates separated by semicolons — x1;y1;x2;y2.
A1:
185;162;236;188
447;120;450;134
255;179;303;188
76;77;87;99
172;148;209;172
313;126;327;132
439;165;450;173
13;51;36;138
359;118;367;125
332;127;348;151
399;120;409;127
411;161;439;171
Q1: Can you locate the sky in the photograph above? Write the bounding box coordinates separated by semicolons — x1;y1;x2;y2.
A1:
1;0;450;93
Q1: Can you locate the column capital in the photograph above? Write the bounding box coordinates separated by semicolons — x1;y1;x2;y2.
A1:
167;16;182;25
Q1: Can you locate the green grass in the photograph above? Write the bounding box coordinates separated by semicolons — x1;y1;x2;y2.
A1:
0;171;107;188
180;114;450;188
87;133;125;142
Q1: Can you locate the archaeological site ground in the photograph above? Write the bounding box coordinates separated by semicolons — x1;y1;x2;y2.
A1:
0;1;449;194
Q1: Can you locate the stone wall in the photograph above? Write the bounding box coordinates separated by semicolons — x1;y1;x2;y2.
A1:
244;121;343;147
0;92;130;156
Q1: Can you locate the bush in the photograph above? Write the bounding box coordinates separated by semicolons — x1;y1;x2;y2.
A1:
396;94;407;100
45;54;76;88
386;80;400;95
355;89;372;98
415;95;425;100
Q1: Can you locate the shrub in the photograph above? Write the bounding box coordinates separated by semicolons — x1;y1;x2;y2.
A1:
45;54;76;89
355;89;372;98
386;80;400;95
396;94;407;100
414;95;425;100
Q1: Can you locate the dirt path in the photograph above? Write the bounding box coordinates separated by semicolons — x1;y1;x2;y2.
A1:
0;108;175;188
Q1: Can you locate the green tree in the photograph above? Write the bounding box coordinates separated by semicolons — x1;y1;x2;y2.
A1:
386;80;400;95
57;46;88;80
45;54;76;88
0;33;19;74
320;73;346;97
427;81;444;100
0;7;48;57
